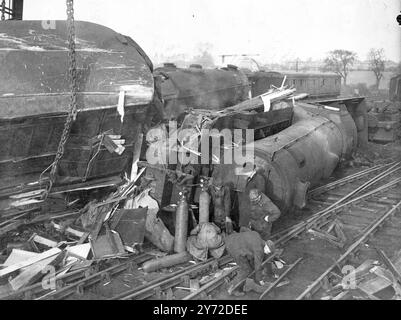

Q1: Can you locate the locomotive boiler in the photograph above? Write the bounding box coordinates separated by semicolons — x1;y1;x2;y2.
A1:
218;102;358;213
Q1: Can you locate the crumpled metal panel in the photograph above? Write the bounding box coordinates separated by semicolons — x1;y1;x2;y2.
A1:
0;20;154;119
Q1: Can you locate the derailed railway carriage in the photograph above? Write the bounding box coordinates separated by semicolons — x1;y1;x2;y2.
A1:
0;20;156;196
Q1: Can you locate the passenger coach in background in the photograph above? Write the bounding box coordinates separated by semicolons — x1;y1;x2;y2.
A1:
245;70;341;99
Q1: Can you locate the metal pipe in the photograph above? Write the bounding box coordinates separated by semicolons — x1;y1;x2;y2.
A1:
308;162;393;196
142;252;191;273
117;256;232;300
198;181;211;224
174;191;189;253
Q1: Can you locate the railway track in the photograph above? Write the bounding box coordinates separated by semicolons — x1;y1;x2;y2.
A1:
19;161;396;300
0;252;153;300
108;161;401;300
264;161;401;300
187;162;401;300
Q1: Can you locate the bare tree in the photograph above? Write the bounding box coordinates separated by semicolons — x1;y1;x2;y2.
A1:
367;48;386;90
323;50;357;85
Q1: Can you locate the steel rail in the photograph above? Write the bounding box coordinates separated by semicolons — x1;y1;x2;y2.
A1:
276;176;401;245
273;163;401;243
259;257;303;300
308;162;393;196
112;255;232;300
182;268;237;300
123;256;233;300
35;253;151;300
183;252;279;300
296;200;401;300
110;258;219;300
272;162;400;240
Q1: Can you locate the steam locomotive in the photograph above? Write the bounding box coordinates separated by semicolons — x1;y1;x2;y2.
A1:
0;20;366;214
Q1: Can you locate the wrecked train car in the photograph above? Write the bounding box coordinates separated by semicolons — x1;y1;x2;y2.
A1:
154;64;294;139
154;63;250;119
0;20;156;199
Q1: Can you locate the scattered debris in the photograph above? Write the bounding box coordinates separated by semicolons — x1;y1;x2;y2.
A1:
307;219;347;248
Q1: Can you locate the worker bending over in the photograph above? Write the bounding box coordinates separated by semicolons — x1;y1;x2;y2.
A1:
248;189;281;240
209;176;232;234
225;229;275;296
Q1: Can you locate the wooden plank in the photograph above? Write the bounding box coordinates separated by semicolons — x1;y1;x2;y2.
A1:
51;222;85;238
0;220;25;236
31;234;58;248
77;232;90;245
9;254;60;291
66;243;91;260
3;249;38;267
0;248;61;278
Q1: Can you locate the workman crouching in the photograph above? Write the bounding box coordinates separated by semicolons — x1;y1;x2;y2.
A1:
225;229;275;296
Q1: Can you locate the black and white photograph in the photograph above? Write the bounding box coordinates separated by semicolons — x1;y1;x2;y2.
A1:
0;0;401;308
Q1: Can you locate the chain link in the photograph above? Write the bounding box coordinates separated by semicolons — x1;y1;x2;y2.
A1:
42;0;78;198
1;0;6;21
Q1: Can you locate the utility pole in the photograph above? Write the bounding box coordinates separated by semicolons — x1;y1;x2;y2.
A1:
1;0;6;20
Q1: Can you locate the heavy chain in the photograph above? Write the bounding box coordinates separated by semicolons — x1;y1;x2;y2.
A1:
1;0;6;21
42;0;78;198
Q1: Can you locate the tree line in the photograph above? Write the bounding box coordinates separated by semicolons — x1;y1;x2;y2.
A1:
322;48;400;89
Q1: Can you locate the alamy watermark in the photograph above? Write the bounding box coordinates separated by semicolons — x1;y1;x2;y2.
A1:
41;20;56;30
145;121;255;166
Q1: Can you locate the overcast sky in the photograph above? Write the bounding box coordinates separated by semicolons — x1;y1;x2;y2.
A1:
24;0;401;64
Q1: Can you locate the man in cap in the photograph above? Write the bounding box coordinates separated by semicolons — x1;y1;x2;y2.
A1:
225;228;275;296
248;189;281;240
236;162;266;228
